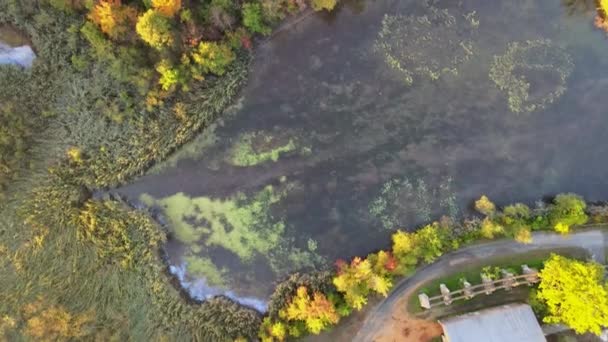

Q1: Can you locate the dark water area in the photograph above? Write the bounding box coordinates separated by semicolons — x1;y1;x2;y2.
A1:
117;0;608;309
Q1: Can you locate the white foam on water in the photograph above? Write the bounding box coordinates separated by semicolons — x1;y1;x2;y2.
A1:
0;43;35;68
169;263;268;312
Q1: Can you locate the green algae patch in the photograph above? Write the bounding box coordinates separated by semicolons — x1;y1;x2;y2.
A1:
141;183;325;292
228;131;299;167
184;255;227;287
141;185;286;260
489;39;574;113
375;6;479;85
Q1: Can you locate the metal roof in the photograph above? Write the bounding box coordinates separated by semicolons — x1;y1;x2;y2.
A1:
438;303;547;342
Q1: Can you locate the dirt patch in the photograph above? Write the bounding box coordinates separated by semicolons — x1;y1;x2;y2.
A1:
367;292;442;342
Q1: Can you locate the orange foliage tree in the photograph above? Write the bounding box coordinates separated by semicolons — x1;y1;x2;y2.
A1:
279;286;339;334
88;0;137;39
152;0;182;17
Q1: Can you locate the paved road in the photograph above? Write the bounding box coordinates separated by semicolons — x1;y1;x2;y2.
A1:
353;227;608;342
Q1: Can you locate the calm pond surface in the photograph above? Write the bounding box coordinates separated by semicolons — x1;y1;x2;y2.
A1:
117;0;608;310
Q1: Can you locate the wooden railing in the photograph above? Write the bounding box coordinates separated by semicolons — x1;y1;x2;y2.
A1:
418;265;539;309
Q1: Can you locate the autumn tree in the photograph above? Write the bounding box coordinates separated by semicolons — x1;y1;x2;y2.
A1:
88;0;137;40
480;217;504;239
190;41;236;76
279;286;339;334
136;9;174;49
499;203;533;243
537;254;608;335
474;195;496;216
312;0;337;11
391;229;418;273
548;193;588;234
152;0;182;17
333;256;394;310
414;223;449;262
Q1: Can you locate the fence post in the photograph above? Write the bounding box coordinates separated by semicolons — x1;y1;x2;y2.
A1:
501;269;515;290
521;264;539;285
440;284;452;305
462;280;473;299
481;274;495;295
418;293;431;309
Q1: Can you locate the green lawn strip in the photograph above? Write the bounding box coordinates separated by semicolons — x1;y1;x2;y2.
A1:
406;247;588;314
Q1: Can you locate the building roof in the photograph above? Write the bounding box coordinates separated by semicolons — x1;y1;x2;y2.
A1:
438;303;546;342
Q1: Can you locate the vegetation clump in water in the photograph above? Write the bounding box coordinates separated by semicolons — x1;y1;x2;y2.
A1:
375;5;479;85
489;39;574;113
228;131;305;167
369;176;458;230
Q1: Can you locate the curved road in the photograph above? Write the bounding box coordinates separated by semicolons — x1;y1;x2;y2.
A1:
353;227;608;342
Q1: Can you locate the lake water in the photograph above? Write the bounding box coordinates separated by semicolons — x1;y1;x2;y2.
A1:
117;0;608;310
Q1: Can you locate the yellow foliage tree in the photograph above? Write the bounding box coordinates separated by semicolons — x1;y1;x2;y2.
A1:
152;0;182;17
311;0;337;11
136;9;174;49
391;230;417;272
88;0;137;39
190;41;236;77
514;227;532;243
474;195;496;216
537;254;608;335
280;286;339;334
333;256;394;310
596;0;608;32
480;217;504;239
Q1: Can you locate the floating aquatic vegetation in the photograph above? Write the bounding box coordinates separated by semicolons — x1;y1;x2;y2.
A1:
228;131;308;167
141;185;288;260
141;182;324;292
184;255;227;287
489;39;574;113
375;6;479;85
368;176;459;230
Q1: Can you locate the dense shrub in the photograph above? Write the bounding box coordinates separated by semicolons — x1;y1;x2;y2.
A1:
242;3;271;35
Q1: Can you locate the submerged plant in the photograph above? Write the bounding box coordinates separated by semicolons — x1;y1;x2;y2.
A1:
375;6;479;85
369;176;458;230
489;39;574;113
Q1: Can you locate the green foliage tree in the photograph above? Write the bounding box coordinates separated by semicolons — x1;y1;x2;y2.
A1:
548;193;588;234
536;254;608;335
136;9;174;49
242;2;271;35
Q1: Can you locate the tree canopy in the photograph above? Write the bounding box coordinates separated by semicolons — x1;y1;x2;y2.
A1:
537;254;608;335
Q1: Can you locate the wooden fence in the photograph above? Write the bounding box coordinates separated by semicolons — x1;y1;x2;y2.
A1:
418;264;539;310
